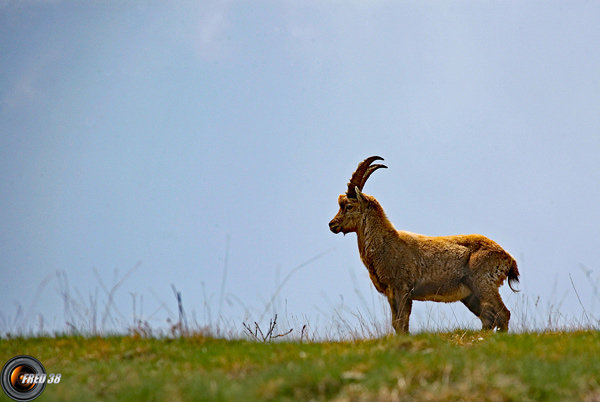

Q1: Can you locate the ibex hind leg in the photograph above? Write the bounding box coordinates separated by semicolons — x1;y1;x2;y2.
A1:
489;292;510;331
463;255;512;331
461;293;483;319
461;290;510;331
479;294;510;331
461;293;493;330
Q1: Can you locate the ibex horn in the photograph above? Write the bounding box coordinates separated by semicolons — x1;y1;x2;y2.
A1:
346;156;387;198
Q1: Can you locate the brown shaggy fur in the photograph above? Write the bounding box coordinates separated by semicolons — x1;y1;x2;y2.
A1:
329;156;520;334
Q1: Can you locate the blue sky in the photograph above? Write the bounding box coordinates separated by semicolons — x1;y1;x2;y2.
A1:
1;1;600;335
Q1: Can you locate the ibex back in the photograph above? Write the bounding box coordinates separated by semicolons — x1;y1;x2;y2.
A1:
329;156;520;333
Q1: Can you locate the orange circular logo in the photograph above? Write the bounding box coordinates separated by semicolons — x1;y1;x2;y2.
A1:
1;356;47;401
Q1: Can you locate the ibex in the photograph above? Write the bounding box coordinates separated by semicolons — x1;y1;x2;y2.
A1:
329;156;520;333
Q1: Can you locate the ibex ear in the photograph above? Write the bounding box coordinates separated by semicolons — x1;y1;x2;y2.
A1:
355;186;365;203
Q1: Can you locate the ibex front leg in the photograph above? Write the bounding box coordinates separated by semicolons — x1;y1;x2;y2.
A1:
388;288;412;334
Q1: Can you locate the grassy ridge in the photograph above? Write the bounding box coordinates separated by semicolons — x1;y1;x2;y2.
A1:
1;331;599;402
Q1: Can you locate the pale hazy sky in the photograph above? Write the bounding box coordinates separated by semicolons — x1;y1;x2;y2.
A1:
2;1;599;335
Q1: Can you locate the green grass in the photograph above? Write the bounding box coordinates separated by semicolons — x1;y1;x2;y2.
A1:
2;331;600;401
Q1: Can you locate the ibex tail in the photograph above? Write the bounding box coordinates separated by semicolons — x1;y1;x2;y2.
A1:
507;258;520;293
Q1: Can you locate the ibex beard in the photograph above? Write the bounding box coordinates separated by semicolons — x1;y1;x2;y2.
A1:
329;156;520;334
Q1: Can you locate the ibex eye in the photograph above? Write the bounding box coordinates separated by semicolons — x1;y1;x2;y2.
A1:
346;204;353;211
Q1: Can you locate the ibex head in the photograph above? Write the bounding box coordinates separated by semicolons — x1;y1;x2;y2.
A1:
329;156;387;234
